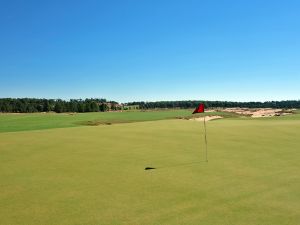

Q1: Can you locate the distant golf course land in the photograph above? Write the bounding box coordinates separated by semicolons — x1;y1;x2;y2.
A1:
0;109;235;133
0;109;300;224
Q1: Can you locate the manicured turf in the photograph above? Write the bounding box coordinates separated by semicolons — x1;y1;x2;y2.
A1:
0;110;232;133
0;110;189;132
1;112;300;225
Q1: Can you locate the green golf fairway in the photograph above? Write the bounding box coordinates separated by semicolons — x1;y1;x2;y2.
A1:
0;113;299;224
0;110;233;133
0;110;192;133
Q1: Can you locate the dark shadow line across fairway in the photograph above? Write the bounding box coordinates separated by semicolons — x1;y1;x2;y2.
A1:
145;161;207;171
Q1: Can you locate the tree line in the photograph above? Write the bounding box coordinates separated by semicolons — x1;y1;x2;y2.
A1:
0;98;120;113
127;100;300;109
1;98;299;113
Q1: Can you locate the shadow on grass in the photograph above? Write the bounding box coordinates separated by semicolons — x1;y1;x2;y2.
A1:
145;161;207;171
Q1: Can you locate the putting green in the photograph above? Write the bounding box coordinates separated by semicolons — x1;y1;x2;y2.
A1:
0;115;299;224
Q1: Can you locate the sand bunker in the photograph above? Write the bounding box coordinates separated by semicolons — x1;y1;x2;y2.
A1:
223;108;293;118
190;116;223;122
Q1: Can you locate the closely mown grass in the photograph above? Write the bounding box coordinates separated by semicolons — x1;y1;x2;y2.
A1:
0;110;191;133
0;113;299;225
0;110;237;133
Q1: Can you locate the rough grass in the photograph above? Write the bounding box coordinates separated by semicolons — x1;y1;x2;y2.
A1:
0;114;299;225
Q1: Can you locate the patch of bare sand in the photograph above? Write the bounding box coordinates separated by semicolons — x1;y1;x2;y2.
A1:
190;116;223;122
222;108;293;118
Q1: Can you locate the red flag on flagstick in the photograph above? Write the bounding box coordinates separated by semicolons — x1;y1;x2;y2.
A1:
192;103;208;162
192;103;205;114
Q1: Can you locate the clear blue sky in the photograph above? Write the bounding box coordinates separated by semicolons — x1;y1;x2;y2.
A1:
0;0;299;102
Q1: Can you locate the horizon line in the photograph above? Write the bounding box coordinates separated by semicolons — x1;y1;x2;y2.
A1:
0;97;299;104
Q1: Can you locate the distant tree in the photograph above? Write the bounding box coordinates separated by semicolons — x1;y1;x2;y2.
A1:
54;100;64;113
84;103;92;112
43;100;51;112
90;102;99;112
99;103;109;112
69;100;78;112
77;102;84;112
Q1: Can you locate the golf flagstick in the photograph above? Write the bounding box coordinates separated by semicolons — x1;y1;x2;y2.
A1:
192;103;207;162
203;116;208;162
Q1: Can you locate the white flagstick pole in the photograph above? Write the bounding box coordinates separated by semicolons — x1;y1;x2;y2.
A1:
203;115;208;162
